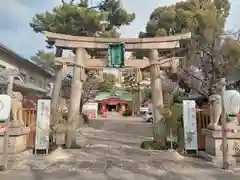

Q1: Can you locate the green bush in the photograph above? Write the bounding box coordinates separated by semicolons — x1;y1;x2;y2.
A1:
122;110;132;116
140;140;179;150
82;114;89;124
165;141;178;149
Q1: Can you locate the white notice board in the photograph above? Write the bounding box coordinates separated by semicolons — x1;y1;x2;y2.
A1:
35;99;51;150
183;100;198;151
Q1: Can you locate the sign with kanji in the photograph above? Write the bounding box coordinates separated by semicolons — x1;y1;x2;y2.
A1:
108;43;125;68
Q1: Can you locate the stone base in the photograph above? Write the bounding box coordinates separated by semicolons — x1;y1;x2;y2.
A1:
53;124;67;145
199;151;236;166
55;133;65;145
202;129;240;157
0;126;30;154
199;129;240;166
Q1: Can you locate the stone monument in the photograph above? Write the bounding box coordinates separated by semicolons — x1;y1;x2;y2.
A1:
200;90;240;166
0;91;30;154
11;91;24;126
208;94;222;130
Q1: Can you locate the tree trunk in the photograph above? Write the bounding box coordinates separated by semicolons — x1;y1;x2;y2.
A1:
132;93;136;115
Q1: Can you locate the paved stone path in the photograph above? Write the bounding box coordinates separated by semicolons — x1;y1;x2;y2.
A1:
88;118;153;137
1;127;240;180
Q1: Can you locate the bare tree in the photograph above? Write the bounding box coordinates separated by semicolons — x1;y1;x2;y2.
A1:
61;73;103;111
176;32;240;97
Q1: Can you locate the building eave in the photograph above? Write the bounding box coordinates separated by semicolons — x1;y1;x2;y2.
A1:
14;80;48;93
0;79;48;93
0;43;54;77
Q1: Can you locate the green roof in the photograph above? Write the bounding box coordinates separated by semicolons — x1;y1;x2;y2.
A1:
94;90;132;102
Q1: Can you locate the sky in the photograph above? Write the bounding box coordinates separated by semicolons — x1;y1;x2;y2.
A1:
0;0;240;59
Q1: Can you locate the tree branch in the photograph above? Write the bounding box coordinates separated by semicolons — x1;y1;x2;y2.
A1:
179;80;208;98
181;67;203;82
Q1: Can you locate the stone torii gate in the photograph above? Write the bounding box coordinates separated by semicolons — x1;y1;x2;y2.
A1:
44;31;191;146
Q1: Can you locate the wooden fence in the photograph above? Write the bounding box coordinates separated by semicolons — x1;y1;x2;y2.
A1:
196;108;210;150
21;108;67;149
20;107;210;150
22;108;36;149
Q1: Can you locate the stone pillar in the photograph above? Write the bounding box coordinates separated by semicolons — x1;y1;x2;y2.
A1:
135;68;142;115
98;68;104;82
171;57;179;74
149;49;163;114
149;49;166;142
66;48;85;148
136;68;142;83
51;47;63;125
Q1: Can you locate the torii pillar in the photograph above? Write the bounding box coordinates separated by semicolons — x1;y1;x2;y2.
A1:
66;48;86;148
51;47;63;125
149;49;166;142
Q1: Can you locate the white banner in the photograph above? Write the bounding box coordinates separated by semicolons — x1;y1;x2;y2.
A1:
183;100;198;151
35;99;51;150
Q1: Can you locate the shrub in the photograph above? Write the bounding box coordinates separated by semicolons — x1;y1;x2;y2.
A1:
82;114;89;124
140;140;179;150
122;110;132;116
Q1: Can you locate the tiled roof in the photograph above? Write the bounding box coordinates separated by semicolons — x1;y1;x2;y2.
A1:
94;90;132;101
0;43;54;76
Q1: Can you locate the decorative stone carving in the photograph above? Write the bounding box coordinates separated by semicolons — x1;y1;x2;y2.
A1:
11;91;24;126
223;90;240;130
220;142;228;152
208;94;222;130
227;116;240;130
233;141;240;154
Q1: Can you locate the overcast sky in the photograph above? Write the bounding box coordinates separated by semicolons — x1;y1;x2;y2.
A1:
0;0;239;58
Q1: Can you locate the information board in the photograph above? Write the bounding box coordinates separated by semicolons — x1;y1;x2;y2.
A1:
183;100;198;151
35;99;51;151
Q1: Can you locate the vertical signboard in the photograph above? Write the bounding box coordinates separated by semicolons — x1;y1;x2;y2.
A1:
35;99;51;152
183;100;198;151
108;43;125;68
